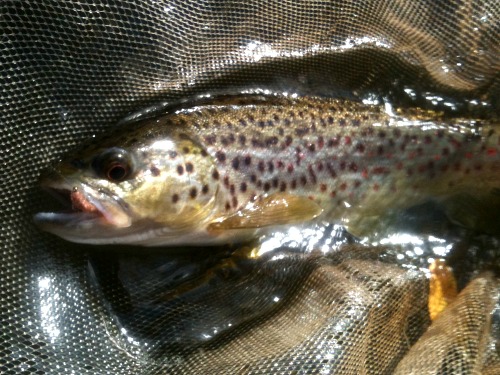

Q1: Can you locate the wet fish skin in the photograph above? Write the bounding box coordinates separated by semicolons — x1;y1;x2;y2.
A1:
34;96;500;245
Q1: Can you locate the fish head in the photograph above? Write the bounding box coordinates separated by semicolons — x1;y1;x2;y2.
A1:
34;124;221;246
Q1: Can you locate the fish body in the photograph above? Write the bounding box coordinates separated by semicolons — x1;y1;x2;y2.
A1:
34;96;500;246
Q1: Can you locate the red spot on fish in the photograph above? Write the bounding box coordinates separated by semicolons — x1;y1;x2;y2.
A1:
487;148;497;156
372;166;389;175
287;164;294;173
465;152;473;159
361;169;368;179
330;191;336;198
318;136;325;149
344;136;352;145
373;183;380;191
320;184;327;192
339;183;347;191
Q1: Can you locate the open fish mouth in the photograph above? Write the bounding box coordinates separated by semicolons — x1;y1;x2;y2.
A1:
34;182;132;238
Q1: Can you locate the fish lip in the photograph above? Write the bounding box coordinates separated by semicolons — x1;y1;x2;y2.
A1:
35;180;132;230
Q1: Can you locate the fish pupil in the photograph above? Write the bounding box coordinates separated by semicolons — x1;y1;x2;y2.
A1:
92;147;133;182
106;162;128;182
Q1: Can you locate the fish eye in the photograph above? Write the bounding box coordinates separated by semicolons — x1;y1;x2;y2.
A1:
92;148;134;183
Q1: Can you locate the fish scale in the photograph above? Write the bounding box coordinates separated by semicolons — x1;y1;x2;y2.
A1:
34;96;500;245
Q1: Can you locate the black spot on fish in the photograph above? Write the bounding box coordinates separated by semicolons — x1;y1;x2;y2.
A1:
185;163;194;173
295;127;309;137
216;151;226;162
240;182;247;192
150;166;160;177
212;170;219;180
263;182;271;192
202;185;209;194
244;155;252;166
300;175;307;186
355;143;365;153
172;194;179;203
232;158;240;170
177;165;184;175
266;136;279;146
189;187;197;199
239;134;246;146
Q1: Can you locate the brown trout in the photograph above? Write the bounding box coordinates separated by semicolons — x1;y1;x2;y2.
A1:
34;95;500;246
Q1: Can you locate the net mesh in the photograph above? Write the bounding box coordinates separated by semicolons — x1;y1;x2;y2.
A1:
1;0;499;374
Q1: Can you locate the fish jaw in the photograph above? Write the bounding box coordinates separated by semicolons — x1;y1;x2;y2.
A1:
34;179;134;243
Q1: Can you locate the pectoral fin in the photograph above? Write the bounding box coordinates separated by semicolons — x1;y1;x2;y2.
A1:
208;194;322;231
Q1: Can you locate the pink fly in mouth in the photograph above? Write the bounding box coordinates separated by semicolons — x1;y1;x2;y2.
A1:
71;189;99;214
